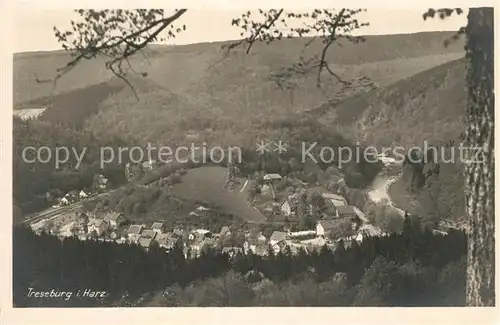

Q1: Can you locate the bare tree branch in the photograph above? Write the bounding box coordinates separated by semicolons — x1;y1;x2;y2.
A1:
41;9;188;96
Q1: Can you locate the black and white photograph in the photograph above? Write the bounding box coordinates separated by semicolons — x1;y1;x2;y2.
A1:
5;3;495;314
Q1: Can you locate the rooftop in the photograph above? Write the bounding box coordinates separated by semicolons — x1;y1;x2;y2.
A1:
336;205;358;216
270;231;287;243
151;222;164;229
263;173;282;181
141;229;157;239
127;225;143;235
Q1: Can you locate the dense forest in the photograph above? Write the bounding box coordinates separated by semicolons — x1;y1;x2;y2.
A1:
392;147;465;226
13;215;466;307
13;117;128;214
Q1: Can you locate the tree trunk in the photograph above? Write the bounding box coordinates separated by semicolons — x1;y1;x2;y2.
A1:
465;7;495;307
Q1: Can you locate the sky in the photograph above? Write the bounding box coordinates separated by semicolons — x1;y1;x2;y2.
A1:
11;8;468;53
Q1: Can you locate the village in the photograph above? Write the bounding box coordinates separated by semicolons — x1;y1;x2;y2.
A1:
29;158;389;260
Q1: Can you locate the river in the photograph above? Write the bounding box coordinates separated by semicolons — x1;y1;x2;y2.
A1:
366;155;405;216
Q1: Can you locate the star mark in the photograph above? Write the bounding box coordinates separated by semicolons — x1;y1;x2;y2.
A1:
274;140;288;154
256;140;271;155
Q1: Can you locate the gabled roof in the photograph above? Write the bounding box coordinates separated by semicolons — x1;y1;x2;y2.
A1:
270;231;287;243
193;229;211;235
139;237;153;248
141;229;157;239
151;222;164;229
336;205;358;216
127;225;143;235
263;174;282;181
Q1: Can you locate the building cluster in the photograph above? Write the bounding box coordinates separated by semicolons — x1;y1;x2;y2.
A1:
46;174;109;207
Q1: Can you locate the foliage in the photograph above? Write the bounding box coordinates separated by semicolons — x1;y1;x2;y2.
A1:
14;219;467;307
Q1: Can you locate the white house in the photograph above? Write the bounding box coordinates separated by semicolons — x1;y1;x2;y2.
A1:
79;190;88;199
316;220;337;237
263;173;282;181
60;197;69;206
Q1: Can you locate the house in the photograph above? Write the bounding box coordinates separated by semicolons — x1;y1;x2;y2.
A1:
322;193;347;207
79;190;88;199
155;234;179;250
261;184;273;197
280;200;292;216
263;173;282;182
127;224;143;235
269;240;288;254
87;219;108;236
269;231;288;247
141;229;157;240
64;190;79;203
105;212;124;228
192;229;212;240
355;224;385;243
138;237;153;249
316;220;338;237
60;197;69;206
151;222;165;233
336;205;364;220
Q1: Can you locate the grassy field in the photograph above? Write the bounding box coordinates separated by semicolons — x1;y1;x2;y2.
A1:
172;166;266;222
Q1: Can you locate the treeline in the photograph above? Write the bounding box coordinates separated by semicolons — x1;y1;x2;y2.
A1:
235;117;382;188
13;215;466;307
